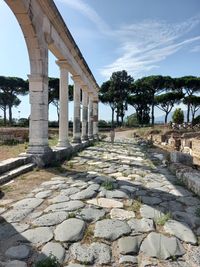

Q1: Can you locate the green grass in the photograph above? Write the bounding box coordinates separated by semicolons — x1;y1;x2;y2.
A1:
195;207;200;217
102;180;114;190
155;212;171;226
35;254;60;267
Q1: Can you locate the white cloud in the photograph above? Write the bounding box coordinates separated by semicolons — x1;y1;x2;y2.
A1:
57;0;200;79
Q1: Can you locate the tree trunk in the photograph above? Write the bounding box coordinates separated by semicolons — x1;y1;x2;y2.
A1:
187;103;190;122
151;103;155;126
8;105;12;125
121;115;124;125
111;108;114;128
165;112;169;124
3;107;6;125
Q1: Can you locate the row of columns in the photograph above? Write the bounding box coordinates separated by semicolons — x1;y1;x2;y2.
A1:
57;61;99;148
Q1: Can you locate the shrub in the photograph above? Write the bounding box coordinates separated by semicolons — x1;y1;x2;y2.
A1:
192;115;200;126
35;254;60;267
172;108;184;124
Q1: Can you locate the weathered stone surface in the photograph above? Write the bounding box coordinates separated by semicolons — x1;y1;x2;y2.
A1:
141;196;162;205
41;242;65;263
32;211;68;226
45;200;85;212
87;198;123;208
118;236;143;255
70;243;94;264
78;207;105;222
12;198;43;210
35;190;52;199
20;227;53;246
70;242;111;265
164;220;197;244
100;189;129;199
4;260;27;267
70;184;99;200
184;246;200;266
128;218;155;233
0;223;29;240
48;195;70;204
140;232;185;259
54;219;85;242
140;205;164;220
110;208;135;220
60;187;80;196
119;255;138;265
5;245;30;260
2;209;33;223
94;219;131;241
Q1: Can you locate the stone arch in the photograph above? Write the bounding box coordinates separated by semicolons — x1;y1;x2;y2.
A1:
5;0;51;155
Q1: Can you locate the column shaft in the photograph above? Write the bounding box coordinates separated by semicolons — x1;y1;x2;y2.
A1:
72;81;81;143
93;101;99;139
57;68;70;147
82;90;88;141
88;95;93;139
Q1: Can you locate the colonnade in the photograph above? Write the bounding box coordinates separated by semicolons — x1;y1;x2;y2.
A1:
56;60;99;148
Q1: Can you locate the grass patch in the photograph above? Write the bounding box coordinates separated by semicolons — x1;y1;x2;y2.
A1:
1;185;12;193
127;199;142;213
68;212;76;218
195;207;200;217
155;212;171;226
35;254;60;267
102;180;114;190
173;180;185;186
82;225;94;243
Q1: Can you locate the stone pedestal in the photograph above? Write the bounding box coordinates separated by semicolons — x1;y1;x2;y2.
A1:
27;74;52;154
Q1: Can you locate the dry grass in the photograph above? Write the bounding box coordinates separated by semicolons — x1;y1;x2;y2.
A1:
0;143;27;161
0;168;61;201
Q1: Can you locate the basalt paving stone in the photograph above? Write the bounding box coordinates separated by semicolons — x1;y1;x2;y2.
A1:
1;139;200;267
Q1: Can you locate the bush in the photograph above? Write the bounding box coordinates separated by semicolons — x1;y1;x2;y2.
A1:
192;115;200;126
125;113;138;127
18;118;29;127
172;108;184;124
35;254;60;267
98;120;109;128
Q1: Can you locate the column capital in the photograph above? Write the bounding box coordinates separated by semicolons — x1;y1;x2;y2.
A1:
56;60;71;70
28;74;48;84
71;75;82;84
81;85;88;92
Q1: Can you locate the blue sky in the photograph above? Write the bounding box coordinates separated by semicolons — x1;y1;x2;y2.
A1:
0;0;200;121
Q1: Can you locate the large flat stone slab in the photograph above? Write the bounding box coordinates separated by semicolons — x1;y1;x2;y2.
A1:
140;232;185;259
54;218;86;242
87;198;123;208
19;227;53;246
164;220;197;244
45;200;85;212
94;219;131;241
32;211;68;226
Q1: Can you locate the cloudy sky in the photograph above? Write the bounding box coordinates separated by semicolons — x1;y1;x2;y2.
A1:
0;0;200;120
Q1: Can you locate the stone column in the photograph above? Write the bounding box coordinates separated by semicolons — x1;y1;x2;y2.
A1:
27;74;51;154
82;87;88;141
93;99;99;139
72;75;81;143
88;94;93;139
56;60;70;147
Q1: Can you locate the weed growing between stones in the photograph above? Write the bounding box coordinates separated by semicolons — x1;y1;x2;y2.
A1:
127;199;142;214
195;207;200;217
35;253;60;267
68;212;76;218
155;212;171;226
173;179;185;186
102;180;114;190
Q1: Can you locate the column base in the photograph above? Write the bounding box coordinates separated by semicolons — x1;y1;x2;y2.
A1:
27;145;52;155
81;135;89;141
56;140;71;148
88;135;94;140
71;137;82;144
93;134;99;140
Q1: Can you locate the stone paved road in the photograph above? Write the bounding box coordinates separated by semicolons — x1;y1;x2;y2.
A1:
0;138;200;267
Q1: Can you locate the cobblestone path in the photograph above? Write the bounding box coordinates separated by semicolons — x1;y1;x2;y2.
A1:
0;139;200;266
